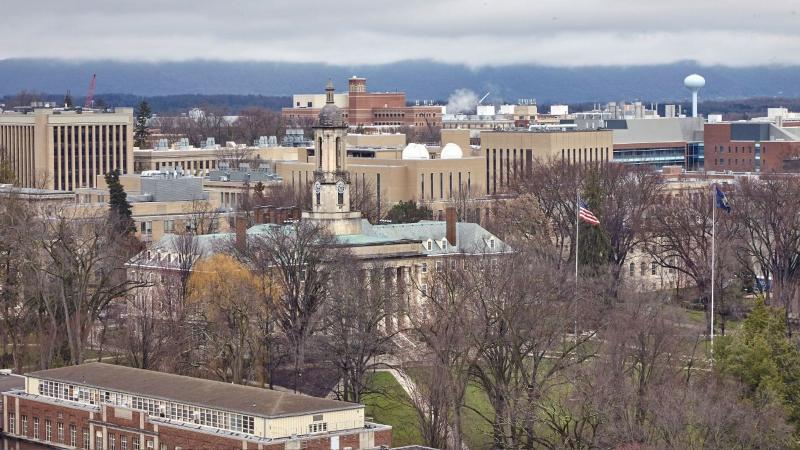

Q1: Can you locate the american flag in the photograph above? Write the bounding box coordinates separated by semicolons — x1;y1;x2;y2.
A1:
578;197;600;226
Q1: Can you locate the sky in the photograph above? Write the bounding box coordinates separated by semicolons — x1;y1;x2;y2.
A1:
3;0;800;67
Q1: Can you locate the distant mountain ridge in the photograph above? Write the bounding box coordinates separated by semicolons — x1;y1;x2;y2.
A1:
1;58;799;103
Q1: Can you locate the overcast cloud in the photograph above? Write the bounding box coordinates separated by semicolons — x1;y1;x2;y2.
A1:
3;0;799;66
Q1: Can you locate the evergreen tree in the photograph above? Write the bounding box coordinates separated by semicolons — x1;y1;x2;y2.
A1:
105;169;134;233
386;200;432;223
579;167;611;271
716;298;800;429
134;100;152;148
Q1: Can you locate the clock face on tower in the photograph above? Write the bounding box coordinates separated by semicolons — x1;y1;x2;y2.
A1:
336;180;346;194
314;180;322;194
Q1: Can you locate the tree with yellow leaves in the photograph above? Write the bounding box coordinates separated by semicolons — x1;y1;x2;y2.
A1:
187;254;263;384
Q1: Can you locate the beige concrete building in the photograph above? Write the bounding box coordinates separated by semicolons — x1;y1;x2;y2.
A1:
480;129;614;195
441;128;471;151
345;133;405;149
132;84;511;335
0;108;134;190
75;173;232;242
133;145;303;175
277;156;483;217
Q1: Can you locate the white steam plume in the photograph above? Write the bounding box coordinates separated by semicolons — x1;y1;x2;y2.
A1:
446;89;479;114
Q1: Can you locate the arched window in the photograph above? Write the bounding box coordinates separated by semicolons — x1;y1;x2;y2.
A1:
629;262;635;276
335;137;341;170
317;137;323;169
640;262;646;277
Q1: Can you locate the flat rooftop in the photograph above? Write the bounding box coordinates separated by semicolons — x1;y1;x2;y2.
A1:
29;363;360;418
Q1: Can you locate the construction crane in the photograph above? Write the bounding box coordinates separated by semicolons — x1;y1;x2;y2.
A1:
84;74;96;109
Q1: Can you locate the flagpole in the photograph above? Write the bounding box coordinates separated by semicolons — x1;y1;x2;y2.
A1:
575;189;580;340
711;184;716;354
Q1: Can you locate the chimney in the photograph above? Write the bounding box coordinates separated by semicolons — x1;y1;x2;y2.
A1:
235;214;247;250
445;207;457;247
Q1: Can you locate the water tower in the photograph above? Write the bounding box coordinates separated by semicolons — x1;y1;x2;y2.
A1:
683;74;705;118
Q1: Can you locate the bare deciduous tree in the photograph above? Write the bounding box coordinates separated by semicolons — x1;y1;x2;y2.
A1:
26;207;145;365
646;188;737;334
322;258;398;403
733;177;800;332
244;221;336;392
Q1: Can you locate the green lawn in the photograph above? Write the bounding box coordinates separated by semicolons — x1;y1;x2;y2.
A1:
363;370;497;448
462;382;494;449
363;371;423;447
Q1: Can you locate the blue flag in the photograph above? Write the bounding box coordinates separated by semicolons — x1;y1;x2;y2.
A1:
715;185;731;213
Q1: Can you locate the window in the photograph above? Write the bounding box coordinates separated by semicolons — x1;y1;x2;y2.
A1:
629;262;635;277
421;262;428;273
421;284;428;296
9;413;15;434
651;262;657;275
96;434;104;450
489;237;495;249
33;418;39;440
70;425;77;447
121;436;128;450
58;422;64;442
640;262;646;276
147;440;154;450
164;219;175;233
110;434;116;450
46;419;52;441
22;415;28;436
309;422;328;433
140;221;152;236
133;436;140;450
426;240;433;251
442;239;447;251
83;428;90;449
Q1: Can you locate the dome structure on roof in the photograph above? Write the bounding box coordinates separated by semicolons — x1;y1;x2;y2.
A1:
318;103;345;127
316;80;347;128
440;142;463;159
402;143;430;160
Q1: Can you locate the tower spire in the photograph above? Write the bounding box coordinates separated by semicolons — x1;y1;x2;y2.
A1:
325;79;334;104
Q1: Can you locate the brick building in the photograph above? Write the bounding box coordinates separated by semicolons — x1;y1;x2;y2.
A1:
1;363;391;450
704;122;800;173
282;78;441;129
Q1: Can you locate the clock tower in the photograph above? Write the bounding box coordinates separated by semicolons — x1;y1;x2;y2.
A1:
301;80;363;235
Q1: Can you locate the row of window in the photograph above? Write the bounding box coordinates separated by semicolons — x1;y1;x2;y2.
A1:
714;158;751;167
8;413;85;448
420;171;472;200
628;261;676;277
37;379;256;435
486;148;535;194
714;145;753;154
156;159;216;172
0;125;35;187
51;124;128;190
